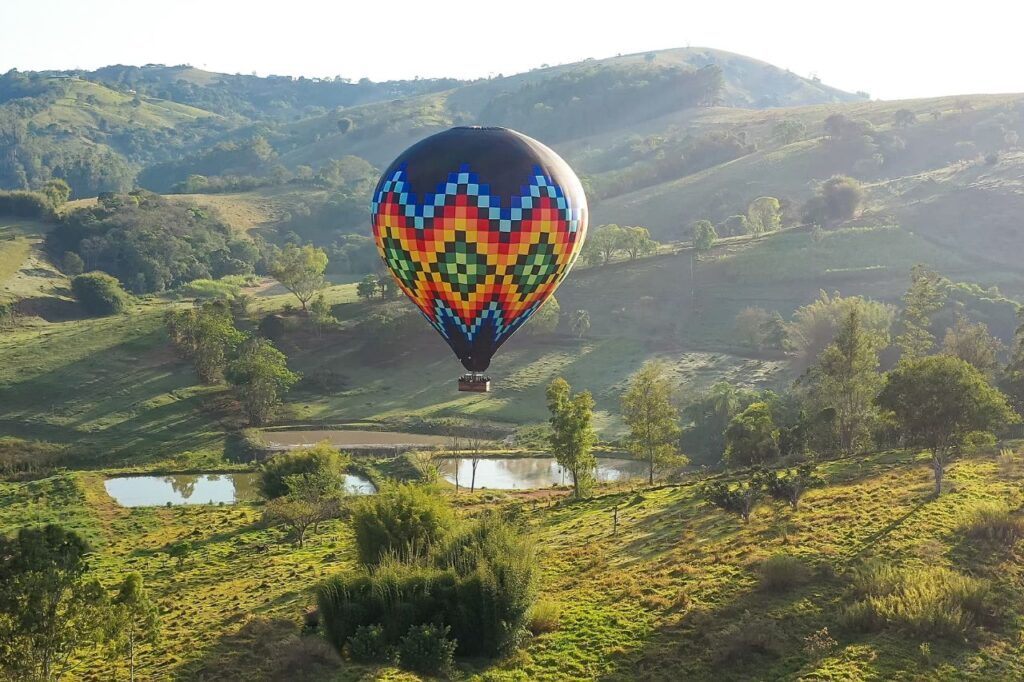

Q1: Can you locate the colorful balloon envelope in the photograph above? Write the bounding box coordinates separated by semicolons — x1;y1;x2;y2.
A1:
371;127;588;390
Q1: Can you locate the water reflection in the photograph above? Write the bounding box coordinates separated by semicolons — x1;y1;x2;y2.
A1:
438;457;647;490
104;473;375;507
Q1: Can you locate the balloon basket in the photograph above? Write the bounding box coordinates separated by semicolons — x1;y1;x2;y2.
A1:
458;373;491;393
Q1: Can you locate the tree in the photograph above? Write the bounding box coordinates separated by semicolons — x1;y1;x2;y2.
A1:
582;224;625;265
270;244;328;311
0;525;111;682
71;272;130;316
1004;307;1024;412
747;196;781;236
820;175;864;222
786;291;896;370
109;573;160;682
682;382;756;462
896;265;947;360
701;480;762;522
754;464;822;510
263;495;321;548
165;301;246;384
622;362;686;484
723;402;780;467
546;378;597;498
720;214;750;237
525;296;560;335
735;307;770;349
620;226;657;260
876;355;1017;496
772;120;807;145
166;542;192;569
259;442;349;499
691;220;717;256
357;274;380;301
227;338;301;425
60;252;84;276
806;308;885;456
310;294;336;336
942;315;1003;379
41;179;71;208
465;431;488;493
894;109;917;129
570;309;590;339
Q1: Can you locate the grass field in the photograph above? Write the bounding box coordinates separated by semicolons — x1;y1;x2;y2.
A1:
1;446;1022;680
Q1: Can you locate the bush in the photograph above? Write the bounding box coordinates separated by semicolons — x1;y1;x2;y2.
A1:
528;601;561;634
179;278;242;300
961;501;1024;546
756;554;812;592
0;438;69;480
0;190;55;219
712;614;784;663
840;563;995;638
259;442;349;499
398;623;456;677
71;271;129;315
351;483;456;565
61;251;84;276
348;624;395;663
319;512;536;660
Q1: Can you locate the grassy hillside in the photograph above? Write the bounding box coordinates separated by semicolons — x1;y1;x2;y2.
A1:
1;445;1022;680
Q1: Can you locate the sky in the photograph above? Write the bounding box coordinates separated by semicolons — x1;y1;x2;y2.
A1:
2;0;1023;100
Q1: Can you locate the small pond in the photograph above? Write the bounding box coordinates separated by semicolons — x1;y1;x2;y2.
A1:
104;472;376;507
438;456;648;490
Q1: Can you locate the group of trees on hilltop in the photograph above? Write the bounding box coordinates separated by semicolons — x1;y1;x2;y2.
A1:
481;63;723;142
581;224;658;265
47;191;265;294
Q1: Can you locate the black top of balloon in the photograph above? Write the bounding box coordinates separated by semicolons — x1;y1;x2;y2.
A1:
376;126;583;200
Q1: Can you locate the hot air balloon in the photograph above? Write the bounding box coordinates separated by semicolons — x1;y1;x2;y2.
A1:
371;126;588;392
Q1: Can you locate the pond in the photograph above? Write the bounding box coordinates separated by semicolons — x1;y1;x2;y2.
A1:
438;456;649;490
104;472;376;507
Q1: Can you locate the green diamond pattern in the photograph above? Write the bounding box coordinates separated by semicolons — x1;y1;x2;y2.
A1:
511;241;559;297
431;240;494;300
382;237;420;288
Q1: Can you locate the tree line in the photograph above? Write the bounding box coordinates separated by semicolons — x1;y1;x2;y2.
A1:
544;264;1023;501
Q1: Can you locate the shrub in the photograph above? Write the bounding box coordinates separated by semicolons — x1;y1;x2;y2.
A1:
351;483;456;565
398;623;456;677
712;614;784;663
0;190;56;219
961;501;1024;546
840;563;994;638
528;601;561;634
319;512;536;660
434;512;538;655
348;624;395;663
701;480;762;522
259;442;349;499
72;271;130;315
0;438;69;481
179;278;242;300
756;554;812;592
61;251;84;276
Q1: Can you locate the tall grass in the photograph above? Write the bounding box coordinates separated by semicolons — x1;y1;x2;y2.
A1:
756;553;812;592
840;563;994;638
960;501;1024;546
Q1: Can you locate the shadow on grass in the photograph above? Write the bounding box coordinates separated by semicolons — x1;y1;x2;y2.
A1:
174;616;345;682
0;330;230;465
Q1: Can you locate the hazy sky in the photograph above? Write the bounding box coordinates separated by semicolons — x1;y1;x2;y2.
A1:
3;0;1022;100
